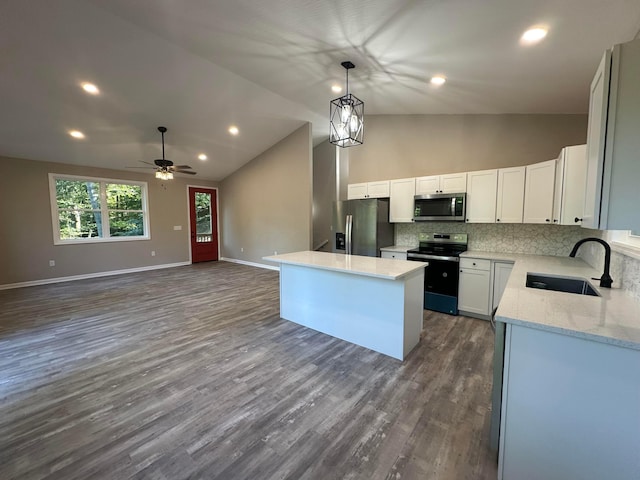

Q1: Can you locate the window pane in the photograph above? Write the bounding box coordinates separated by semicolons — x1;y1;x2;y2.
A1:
56;179;101;209
109;211;144;237
58;210;102;239
195;192;212;235
106;183;142;210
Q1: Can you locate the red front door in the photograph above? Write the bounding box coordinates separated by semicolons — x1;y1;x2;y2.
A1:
188;187;219;263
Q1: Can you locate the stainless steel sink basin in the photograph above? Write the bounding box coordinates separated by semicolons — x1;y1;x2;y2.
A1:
526;273;600;297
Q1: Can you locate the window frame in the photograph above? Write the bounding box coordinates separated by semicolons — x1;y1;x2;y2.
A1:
610;230;640;260
48;173;151;245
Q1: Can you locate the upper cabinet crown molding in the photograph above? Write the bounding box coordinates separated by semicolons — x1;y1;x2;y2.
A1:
583;38;640;231
523;159;556;224
416;173;467;195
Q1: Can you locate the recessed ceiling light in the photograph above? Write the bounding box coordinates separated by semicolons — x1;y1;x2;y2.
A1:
331;84;342;94
81;82;100;95
430;75;446;86
521;27;548;45
198;153;208;161
228;125;239;136
68;130;85;139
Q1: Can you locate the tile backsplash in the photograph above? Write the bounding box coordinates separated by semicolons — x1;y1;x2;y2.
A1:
396;223;592;256
396;223;640;300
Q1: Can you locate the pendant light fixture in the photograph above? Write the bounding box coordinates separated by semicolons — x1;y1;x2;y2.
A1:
329;61;364;148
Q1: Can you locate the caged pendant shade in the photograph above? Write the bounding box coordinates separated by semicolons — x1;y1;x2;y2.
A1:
330;61;364;148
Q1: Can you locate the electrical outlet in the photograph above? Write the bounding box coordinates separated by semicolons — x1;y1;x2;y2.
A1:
274;251;278;255
151;251;156;256
241;247;244;253
173;225;182;231
49;260;55;267
418;232;429;241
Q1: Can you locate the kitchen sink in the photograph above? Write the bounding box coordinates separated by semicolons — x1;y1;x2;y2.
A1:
526;273;600;297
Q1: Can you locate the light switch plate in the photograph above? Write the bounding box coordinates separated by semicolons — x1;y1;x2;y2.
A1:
173;225;182;230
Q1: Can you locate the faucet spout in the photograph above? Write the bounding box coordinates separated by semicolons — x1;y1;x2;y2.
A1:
569;237;613;288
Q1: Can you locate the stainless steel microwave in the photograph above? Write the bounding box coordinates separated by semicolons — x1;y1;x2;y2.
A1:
413;193;466;221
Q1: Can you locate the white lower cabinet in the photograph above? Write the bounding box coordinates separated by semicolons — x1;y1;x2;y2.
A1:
458;258;491;318
492;262;514;310
381;251;408;260
499;324;640;480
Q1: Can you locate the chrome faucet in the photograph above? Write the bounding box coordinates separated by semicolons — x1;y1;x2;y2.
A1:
569;238;613;288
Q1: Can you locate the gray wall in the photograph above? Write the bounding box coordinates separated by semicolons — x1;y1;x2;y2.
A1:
220;123;312;265
312;140;336;252
349;114;588;182
0;155;219;286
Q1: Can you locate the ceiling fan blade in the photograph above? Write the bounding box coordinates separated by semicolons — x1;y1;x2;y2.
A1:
126;166;155;169
140;160;156;166
177;170;197;175
173;165;193;169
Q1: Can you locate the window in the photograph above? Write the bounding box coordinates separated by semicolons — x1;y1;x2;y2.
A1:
49;174;150;244
609;230;640;260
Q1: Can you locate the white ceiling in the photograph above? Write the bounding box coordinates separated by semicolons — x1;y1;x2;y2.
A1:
1;0;639;181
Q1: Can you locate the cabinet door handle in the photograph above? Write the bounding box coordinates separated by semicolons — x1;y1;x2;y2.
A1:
574;217;583;223
545;219;550;222
497;218;500;222
472;262;476;266
553;219;558;223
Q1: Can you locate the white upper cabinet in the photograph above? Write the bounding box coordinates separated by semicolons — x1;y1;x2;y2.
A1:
523;159;556;224
415;173;467;195
347;181;390;199
440;173;467;193
496;166;525;223
466;169;498;223
583;38;640;231
415;175;440;195
347;183;368;199
389;178;416;223
553;145;588;226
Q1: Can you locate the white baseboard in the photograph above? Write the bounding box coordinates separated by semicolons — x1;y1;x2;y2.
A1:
0;261;191;291
220;257;280;271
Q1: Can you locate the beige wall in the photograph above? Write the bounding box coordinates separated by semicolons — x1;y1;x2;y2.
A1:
0;156;218;286
312;140;336;252
220;123;312;265
348;114;588;183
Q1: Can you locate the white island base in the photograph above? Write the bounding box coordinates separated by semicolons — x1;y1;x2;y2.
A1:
264;251;426;361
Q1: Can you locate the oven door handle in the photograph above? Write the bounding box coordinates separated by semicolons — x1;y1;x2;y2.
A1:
407;254;460;262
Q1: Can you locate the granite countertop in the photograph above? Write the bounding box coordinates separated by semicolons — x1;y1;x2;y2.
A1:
380;245;417;253
462;251;640;350
263;251;426;281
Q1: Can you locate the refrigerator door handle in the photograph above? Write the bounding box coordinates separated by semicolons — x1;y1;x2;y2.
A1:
346;215;352;255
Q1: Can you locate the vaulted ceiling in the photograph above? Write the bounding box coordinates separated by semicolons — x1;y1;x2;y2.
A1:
1;0;639;180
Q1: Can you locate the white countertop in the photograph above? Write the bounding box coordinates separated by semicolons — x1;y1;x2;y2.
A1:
463;251;640;350
263;251;426;280
380;245;416;253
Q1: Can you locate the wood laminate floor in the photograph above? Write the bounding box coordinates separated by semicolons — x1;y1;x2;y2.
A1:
0;262;498;480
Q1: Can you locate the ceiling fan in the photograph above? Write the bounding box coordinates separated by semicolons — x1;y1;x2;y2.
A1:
128;126;197;179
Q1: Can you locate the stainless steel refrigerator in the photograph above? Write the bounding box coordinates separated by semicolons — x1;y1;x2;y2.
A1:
332;198;395;257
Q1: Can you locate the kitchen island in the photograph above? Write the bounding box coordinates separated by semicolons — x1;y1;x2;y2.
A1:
263;251;426;360
485;253;640;480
